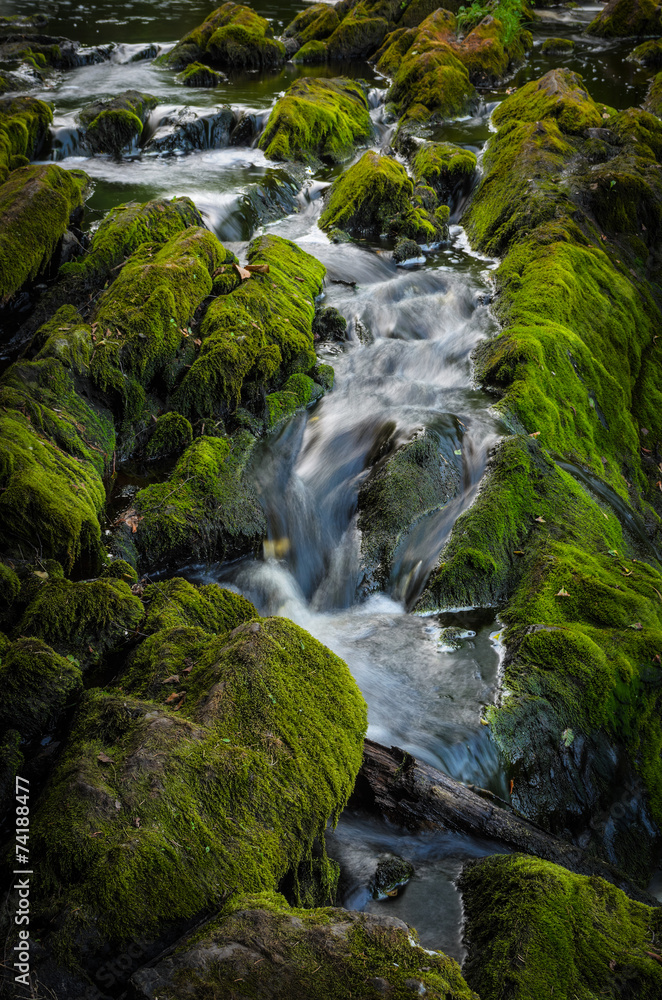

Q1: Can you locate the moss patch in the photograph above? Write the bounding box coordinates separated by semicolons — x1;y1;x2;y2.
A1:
0;636;82;738
0;94;52;183
161;2;286;72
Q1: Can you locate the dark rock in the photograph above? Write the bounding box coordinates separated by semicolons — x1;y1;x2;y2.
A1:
313;305;348;340
78;90;158;156
393;236;424;263
371;854;415;898
143;105;236;155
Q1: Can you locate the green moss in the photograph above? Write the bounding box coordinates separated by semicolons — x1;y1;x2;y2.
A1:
128;432;265;571
410;139;477;201
78;90;157;156
587;0;662;36
100;559;139;585
400;0;461;27
0;411;106;572
0;637;82;738
16;577;144;666
284;3;340;44
265;390;300;427
0;163;89;303
33;305;94;374
326;15;389;59
319;150;446;242
629;37;662;67
542;35;576;54
0;562;21;626
456;15;529;85
645;71;662;117
28;616;367;970
174;235;325;420
162;2;285;71
140;576;256;635
0;95;52;183
178;61;226;87
493;66;602;132
258;77;372;165
134;890;478;998
460;855;662;999
292;39;329;63
145;412;193;460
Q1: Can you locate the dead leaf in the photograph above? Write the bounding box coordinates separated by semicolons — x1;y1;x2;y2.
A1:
646;952;662;965
629;622;643;630
115;507;144;534
162;675;180;684
622;568;633;577
165;691;183;704
183;665;193;674
556;589;571;597
529;431;540;438
609;959;616;971
97;753;113;764
233;263;252;281
535;516;546;523
115;799;121;810
653;654;661;664
134;817;141;828
174;693;186;711
245;264;269;274
652;588;662;604
194;338;202;346
509;779;514;795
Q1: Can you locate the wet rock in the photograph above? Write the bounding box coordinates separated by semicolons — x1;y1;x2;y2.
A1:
16;609;367;995
0;163;89;304
0;30;114;86
586;0;662;36
292;38;329;62
78;90;158;156
313;305;348;341
371;853;415;898
541;36;576;55
229;108;268;145
282;2;340;50
628;37;662;67
161;1;286;72
130;894;477;1000
393;235;425;263
258;76;373;165
326;15;390;58
128;41;161;62
459;854;662;998
409;140;477;207
645;70;662;116
240;167;302;229
178;60;228;86
398;0;461;28
145;412;194;460
143;105;236;154
319;149;448;242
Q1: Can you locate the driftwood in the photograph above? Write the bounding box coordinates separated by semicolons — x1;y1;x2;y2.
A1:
350;739;660;908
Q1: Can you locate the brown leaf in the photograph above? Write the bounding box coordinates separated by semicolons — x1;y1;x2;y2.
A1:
165;691;183;704
233;263;252;281
134;817;141;828
529;431;540;438
646;952;662;965
115;508;144;534
534;516;546;523
174;693;186;711
556;589;571;597
194;338;202;347
245;264;269;274
183;665;193;674
653;654;661;664
162;674;180;684
97;752;113;764
609;959;616;971
630;622;643;630
509;779;514;795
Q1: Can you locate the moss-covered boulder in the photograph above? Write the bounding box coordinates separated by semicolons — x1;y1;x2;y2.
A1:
319;150;448;242
586;0;662;36
0;94;52;183
258;77;372;165
173;234;325;420
645;71;662;116
177;60;227;86
78;90;157;156
282;2;340;52
145;411;193;460
292;38;329;62
399;0;462;28
358;428;461;590
0;163;89;303
0;637;82;738
542;36;576;55
161;2;286;72
130;892;478;999
459;855;662;998
25;614;367;991
410;139;477;203
326;14;390;58
457;14;531;86
629;37;662;67
117;431;266;572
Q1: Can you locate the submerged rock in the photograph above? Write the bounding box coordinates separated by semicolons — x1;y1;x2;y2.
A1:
460;854;662;998
258;76;373;165
178;60;228;86
371;854;415;898
161;1;286;72
130;892;477;1000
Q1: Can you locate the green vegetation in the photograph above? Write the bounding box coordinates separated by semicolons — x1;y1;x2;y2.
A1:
0;637;82;738
0;95;52;183
161;2;286;71
587;0;662;37
457;0;525;44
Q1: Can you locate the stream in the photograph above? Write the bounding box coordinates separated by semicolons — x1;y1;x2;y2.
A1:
6;0;657;966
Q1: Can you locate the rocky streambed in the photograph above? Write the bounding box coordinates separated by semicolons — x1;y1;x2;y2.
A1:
1;0;662;996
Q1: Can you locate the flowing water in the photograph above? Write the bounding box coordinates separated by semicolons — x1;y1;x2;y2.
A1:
8;0;656;961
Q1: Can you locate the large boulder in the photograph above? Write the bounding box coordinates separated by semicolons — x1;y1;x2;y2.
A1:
586;0;662;36
78;90;157;156
161;2;286;72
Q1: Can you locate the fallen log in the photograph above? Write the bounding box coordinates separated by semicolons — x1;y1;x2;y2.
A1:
350;739;660;907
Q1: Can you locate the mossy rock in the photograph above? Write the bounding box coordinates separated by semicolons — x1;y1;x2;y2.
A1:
125;432;266;572
645;71;662;117
541;35;576;54
629;37;662;67
399;0;462;28
78;90;157;156
100;558;139;585
313;305;347;341
177;60;227;86
0;163;89;303
491;67;602;133
292;38;329;63
162;2;286;71
16;576;144;666
410;139;477;202
586;0;662;36
0;728;22;818
319;149;446;243
460;855;662;998
456;15;530;86
0;561;20;626
0;94;52;183
0;636;82;738
139;576;257;638
129;892;478;999
283;3;340;45
145;412;193;460
26;616;367;988
174;234;325;421
258;77;372;165
326;15;390;59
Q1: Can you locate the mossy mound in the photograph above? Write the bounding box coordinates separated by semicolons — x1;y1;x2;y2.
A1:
161;2;286;72
292;38;329;63
78;90;157;156
121;431;266;572
15;576;144;666
645;71;662;116
457;14;531;86
145;411;193;460
326;14;390;58
177;60;227;86
358;429;461;590
491;67;603;134
130;892;478;1000
460;855;662;998
0;94;52;183
542;35;576;54
283;2;340;47
265;373;322;428
629;37;662;67
27;615;367;985
174;234;325;420
0;636;82;739
319;149;448;242
410;139;477;202
399;0;462;28
139;576;257;637
258;77;372;165
0;163;89;304
586;0;662;36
